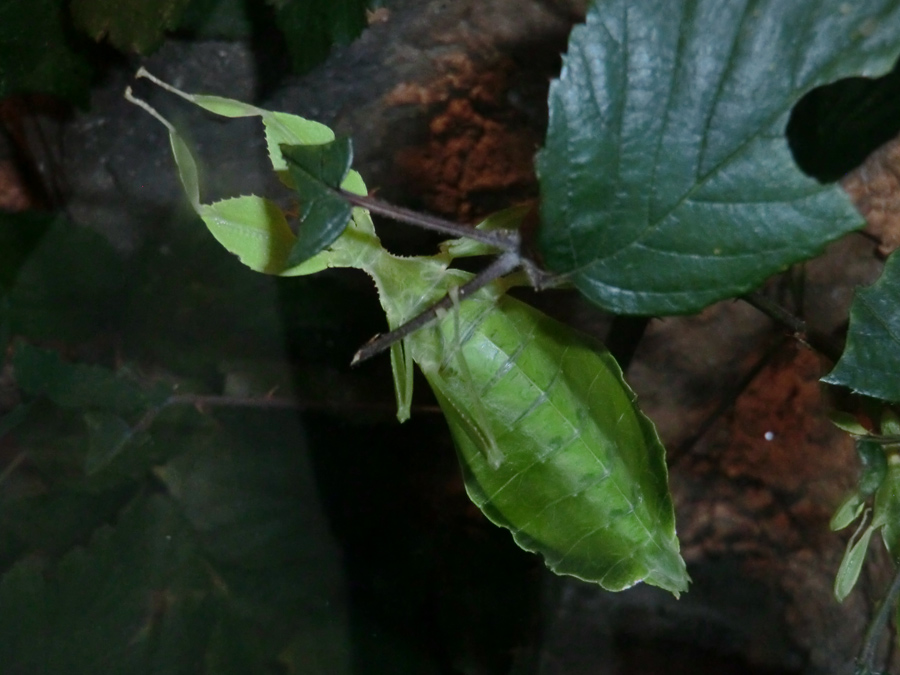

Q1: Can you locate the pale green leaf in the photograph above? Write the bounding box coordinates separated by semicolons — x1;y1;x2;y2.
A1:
830;491;865;532
835;521;876;602
828;411;870;436
198;196;298;275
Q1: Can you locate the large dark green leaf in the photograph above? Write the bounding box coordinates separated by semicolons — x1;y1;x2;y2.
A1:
823;251;900;402
4;214;126;342
536;0;900;315
154;410;351;665
70;0;193;53
0;0;93;103
0;494;215;675
271;0;373;74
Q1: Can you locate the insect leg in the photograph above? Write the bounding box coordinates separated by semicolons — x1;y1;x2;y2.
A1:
352;250;521;365
432;286;504;469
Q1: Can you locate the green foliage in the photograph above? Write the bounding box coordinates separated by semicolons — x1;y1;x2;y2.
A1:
823;251;900;402
129;76;689;594
1;347;350;671
13;343;168;415
0;212;126;343
271;0;374;74
0;0;377;105
0;0;93;103
281;138;354;265
0;494;212;674
831;431;900;602
70;0;193;53
536;0;900;315
1;442;346;675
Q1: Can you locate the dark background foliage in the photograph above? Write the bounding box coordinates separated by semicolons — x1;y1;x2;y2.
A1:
4;0;900;672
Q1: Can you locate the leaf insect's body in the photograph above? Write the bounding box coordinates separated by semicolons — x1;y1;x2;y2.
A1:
379;252;687;592
126;71;688;595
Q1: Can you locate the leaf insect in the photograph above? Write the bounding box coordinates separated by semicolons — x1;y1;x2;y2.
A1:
125;71;689;595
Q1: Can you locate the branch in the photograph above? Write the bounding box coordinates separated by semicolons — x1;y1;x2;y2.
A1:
740;292;843;363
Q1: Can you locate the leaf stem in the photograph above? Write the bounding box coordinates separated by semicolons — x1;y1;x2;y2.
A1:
858;562;900;674
740;292;842;363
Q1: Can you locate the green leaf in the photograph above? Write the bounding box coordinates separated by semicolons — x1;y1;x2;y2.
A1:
823;251;900;401
0;488;131;566
830;491;865;532
198;195;298;274
262;111;336;175
281;140;354;265
426;297;688;594
0;0;93;104
882;409;900;436
828;411;870;437
13;343;169;415
874;460;900;562
536;0;900;315
154;411;351;659
130;77;377;278
70;0;192;53
4;215;127;342
281;137;353;189
83;410;143;475
834;520;876;602
0;494;214;673
858;438;888;497
271;0;372;74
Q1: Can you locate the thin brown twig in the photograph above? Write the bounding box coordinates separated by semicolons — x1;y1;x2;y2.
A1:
740;291;842;363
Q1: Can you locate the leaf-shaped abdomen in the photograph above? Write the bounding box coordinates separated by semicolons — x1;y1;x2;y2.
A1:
412;291;688;595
